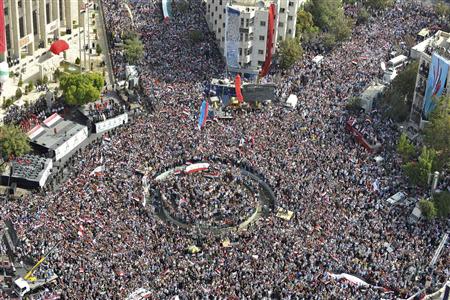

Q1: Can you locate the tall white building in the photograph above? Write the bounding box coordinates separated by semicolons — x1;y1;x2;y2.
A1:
205;0;304;73
2;0;85;64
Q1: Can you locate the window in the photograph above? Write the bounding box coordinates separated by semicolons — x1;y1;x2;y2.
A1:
214;20;217;25
258;60;265;66
288;29;292;34
260;21;266;26
279;22;284;27
215;6;218;11
239;48;242;55
241;18;244;27
280;8;285;13
288;16;293;21
258;49;264;54
289;1;294;6
220;0;222;5
223;23;225;28
218;28;221;33
259;35;264;41
219;14;222;19
222;37;225;42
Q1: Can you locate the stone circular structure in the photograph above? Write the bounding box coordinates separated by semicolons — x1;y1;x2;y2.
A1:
144;158;276;233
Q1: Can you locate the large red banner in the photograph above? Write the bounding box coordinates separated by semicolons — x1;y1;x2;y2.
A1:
0;0;5;53
259;3;275;78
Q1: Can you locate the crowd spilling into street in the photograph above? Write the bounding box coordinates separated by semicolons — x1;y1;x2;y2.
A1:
0;0;449;299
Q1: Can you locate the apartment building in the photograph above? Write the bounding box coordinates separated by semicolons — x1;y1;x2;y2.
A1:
409;30;450;128
205;0;304;73
2;0;84;65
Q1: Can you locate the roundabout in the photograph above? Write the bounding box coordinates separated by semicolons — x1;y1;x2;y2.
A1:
143;158;276;234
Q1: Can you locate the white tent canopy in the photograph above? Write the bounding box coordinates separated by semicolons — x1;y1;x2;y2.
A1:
286;94;298;108
312;55;324;65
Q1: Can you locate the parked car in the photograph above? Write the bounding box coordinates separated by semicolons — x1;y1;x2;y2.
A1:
386;191;407;205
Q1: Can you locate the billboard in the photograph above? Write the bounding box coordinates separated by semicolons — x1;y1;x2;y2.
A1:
242;84;277;102
423;53;449;119
225;6;240;69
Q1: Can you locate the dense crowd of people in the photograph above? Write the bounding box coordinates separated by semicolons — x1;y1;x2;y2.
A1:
0;0;449;299
155;162;259;228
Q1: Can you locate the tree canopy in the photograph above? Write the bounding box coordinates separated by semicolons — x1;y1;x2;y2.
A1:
423;95;450;168
380;61;418;122
60;72;104;105
278;38;303;69
362;0;393;10
304;0;352;46
124;36;144;64
0;125;31;160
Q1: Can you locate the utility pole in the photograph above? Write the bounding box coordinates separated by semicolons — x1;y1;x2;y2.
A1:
78;1;82;73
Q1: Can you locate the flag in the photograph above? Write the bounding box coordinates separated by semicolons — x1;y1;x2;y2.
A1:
197;100;209;130
0;0;5;53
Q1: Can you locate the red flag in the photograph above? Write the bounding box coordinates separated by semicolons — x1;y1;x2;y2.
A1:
0;0;5;53
235;74;244;103
259;3;276;78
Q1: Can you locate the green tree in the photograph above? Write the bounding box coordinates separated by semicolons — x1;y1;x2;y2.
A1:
305;0;352;44
296;10;319;41
0;125;31;160
362;0;393;10
435;0;450;18
124;36;144;64
423;95;450;168
403;146;435;188
75;57;81;65
188;30;204;44
43;75;49;85
96;43;102;56
433;191;450;218
419;199;437;220
18;76;23;87
60;72;104;105
397;132;415;161
380;61;418;122
357;8;370;25
15;88;22;100
278;38;303;69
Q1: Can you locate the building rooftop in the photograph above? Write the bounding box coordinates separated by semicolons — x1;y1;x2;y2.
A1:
28;114;87;151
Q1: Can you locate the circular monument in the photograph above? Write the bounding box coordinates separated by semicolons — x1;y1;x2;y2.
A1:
144;158;275;233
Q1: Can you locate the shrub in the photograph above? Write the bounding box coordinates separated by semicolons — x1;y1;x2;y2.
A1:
419;199;437;220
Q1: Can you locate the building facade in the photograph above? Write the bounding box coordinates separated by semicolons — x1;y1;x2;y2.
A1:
410;30;450;128
2;0;84;65
205;0;304;73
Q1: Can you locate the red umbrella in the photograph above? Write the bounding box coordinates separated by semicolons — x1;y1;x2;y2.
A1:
49;40;69;55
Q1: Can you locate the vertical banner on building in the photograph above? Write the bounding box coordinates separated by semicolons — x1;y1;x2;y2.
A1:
0;0;6;54
259;3;275;78
423;53;449;119
225;6;240;69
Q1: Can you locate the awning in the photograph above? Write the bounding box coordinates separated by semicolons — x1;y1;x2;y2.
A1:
49;40;69;55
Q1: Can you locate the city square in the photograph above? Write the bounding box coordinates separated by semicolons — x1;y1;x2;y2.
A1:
0;0;449;299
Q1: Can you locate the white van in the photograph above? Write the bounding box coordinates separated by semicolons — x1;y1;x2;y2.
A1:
386;191;407;205
387;55;408;70
408;203;422;224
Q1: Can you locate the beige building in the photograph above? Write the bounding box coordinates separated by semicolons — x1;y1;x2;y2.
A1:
2;0;85;65
409;30;450;128
205;0;305;73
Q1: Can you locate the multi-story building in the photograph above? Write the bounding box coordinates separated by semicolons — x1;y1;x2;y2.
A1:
410;30;450;128
2;0;85;65
205;0;304;74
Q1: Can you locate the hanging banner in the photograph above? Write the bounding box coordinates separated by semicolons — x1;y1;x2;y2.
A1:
225;6;240;69
0;0;5;53
423;53;449;119
259;3;276;78
235;74;244;103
